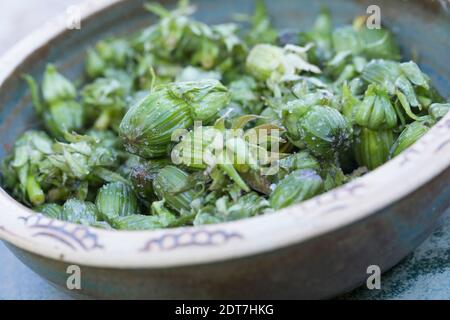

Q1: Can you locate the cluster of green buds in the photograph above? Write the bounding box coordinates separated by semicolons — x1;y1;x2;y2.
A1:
327;16;400;76
2;130;126;206
119;79;231;158
133;0;197;60
24;65;84;140
171;115;286;192
299;12;401;86
134;0;246;72
354;84;397;130
343;87;392;170
361;60;435;118
38;199;102;226
81;76;128;131
194;191;271;225
85;39;132;78
1;131;53;206
3;1;449;231
37;179;187;230
269;169;323;210
345;59;442;169
111;198;185;230
41;132;124;186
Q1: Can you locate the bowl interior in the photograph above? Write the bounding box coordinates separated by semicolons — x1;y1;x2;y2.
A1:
0;0;449;185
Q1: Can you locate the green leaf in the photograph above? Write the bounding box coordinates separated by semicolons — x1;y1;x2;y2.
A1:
269;169;323;210
42;64;77;104
61;199;99;225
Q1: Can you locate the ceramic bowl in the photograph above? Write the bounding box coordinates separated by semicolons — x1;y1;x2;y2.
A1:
0;0;449;299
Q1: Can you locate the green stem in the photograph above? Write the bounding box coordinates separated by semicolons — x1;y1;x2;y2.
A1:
22;74;44;115
219;163;250;192
26;175;45;206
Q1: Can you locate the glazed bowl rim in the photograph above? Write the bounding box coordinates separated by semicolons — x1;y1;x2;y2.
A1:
0;0;449;269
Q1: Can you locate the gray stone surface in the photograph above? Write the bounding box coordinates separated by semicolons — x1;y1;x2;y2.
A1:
344;209;450;300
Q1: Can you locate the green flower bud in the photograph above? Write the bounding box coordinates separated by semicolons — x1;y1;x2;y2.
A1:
277;151;321;178
82;78;126;131
246;44;285;81
246;44;320;83
354;128;394;170
332;26;362;55
119;80;231;158
429;103;450;121
321;163;347;191
110;199;191;230
37;203;64;220
225;192;270;220
269;169;323;210
361;60;400;94
355;85;397;130
61;199;99;225
283;92;333;139
153;166;198;213
128;157;169;201
332;24;400;60
361;60;430;111
390;121;429;158
286;104;353;158
96;39;130;68
257;107;282;126
194;192;270;225
42;64;77;104
12;131;53;168
44;100;84;139
96;182;140;221
85;48;106;78
357;26;400;60
46;132;120;182
82;78;125;108
23;70;84;139
245;0;278;46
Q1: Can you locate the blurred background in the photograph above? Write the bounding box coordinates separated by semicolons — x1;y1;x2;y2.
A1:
0;0;79;55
